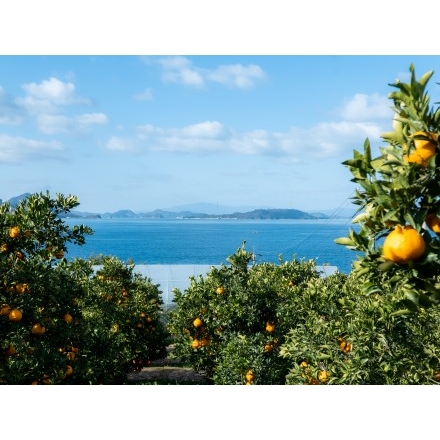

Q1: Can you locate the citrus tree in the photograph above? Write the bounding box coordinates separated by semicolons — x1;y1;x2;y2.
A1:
1;192;170;384
0;192;93;384
279;271;440;385
73;256;170;384
335;64;440;314
168;242;321;384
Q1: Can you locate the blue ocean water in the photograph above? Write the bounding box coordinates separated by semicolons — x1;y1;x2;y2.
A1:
63;218;361;274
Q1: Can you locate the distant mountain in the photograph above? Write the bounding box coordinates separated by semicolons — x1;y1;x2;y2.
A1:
5;192;32;208
165;202;272;215
183;208;326;220
1;193;355;220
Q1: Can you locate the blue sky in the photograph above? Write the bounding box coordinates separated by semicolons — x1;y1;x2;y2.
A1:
2;55;440;214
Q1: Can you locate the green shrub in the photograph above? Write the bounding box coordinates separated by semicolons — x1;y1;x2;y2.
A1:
279;273;440;384
168;242;320;384
0;192;170;384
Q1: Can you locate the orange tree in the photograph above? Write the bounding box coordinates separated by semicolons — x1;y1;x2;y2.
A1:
335;64;440;314
278;64;440;385
0;192;93;384
0;192;170;384
72;256;170;384
279;271;440;385
167;242;321;384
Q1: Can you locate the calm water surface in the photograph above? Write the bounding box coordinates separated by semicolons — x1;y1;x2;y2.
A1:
64;218;361;274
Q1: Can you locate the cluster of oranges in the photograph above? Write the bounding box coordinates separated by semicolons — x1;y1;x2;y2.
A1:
190;317;211;349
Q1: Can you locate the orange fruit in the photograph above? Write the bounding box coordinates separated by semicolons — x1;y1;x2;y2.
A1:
193;317;202;328
264;344;273;352
65;365;73;376
339;339;352;353
63;313;73;323
8;309;23;322
31;323;46;335
4;345;16;356
265;322;275;333
66;352;76;361
191;339;200;349
9;226;20;239
216;286;225;294
382;225;426;264
200;338;210;347
404;131;438;167
0;243;8;253
426;213;440;234
300;361;308;368
245;370;254;382
0;304;11;316
318;370;330;383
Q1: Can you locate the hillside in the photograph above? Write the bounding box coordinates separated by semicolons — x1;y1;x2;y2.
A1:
1;193;345;220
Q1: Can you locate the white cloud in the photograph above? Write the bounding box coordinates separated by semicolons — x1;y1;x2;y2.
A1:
339;93;392;121
21;77;89;106
180;121;224;138
37;112;109;134
154;56;266;89
105;136;139;152
0;134;63;163
133;88;153;101
110;117;382;158
208;64;266;88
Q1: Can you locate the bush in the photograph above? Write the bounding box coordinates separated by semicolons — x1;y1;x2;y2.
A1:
168;242;321;384
279;273;440;384
0;192;170;384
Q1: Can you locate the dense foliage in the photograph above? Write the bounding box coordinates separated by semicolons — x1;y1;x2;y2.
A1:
0;192;170;384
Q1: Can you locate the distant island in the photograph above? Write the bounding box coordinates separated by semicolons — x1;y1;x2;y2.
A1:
1;193;354;220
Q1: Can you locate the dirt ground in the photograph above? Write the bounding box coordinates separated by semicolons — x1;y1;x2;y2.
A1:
126;345;209;384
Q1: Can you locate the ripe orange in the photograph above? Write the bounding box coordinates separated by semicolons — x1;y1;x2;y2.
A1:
404;131;438;167
0;304;11;315
9;226;20;238
4;345;16;356
426;213;440;234
245;370;254;382
8;309;23;322
216;286;225;294
31;323;46;335
63;313;73;323
382;225;426;264
300;361;308;368
191;339;201;349
318;370;330;383
265;322;275;333
264;344;273;352
65;365;73;376
193;317;202;328
339;339;352;353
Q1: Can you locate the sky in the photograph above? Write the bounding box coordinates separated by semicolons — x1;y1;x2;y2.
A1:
1;2;440;216
5;55;440;215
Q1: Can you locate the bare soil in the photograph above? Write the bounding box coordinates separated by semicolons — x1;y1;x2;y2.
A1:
126;345;209;384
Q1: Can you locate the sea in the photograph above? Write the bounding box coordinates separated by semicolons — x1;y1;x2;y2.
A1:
63;217;361;274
